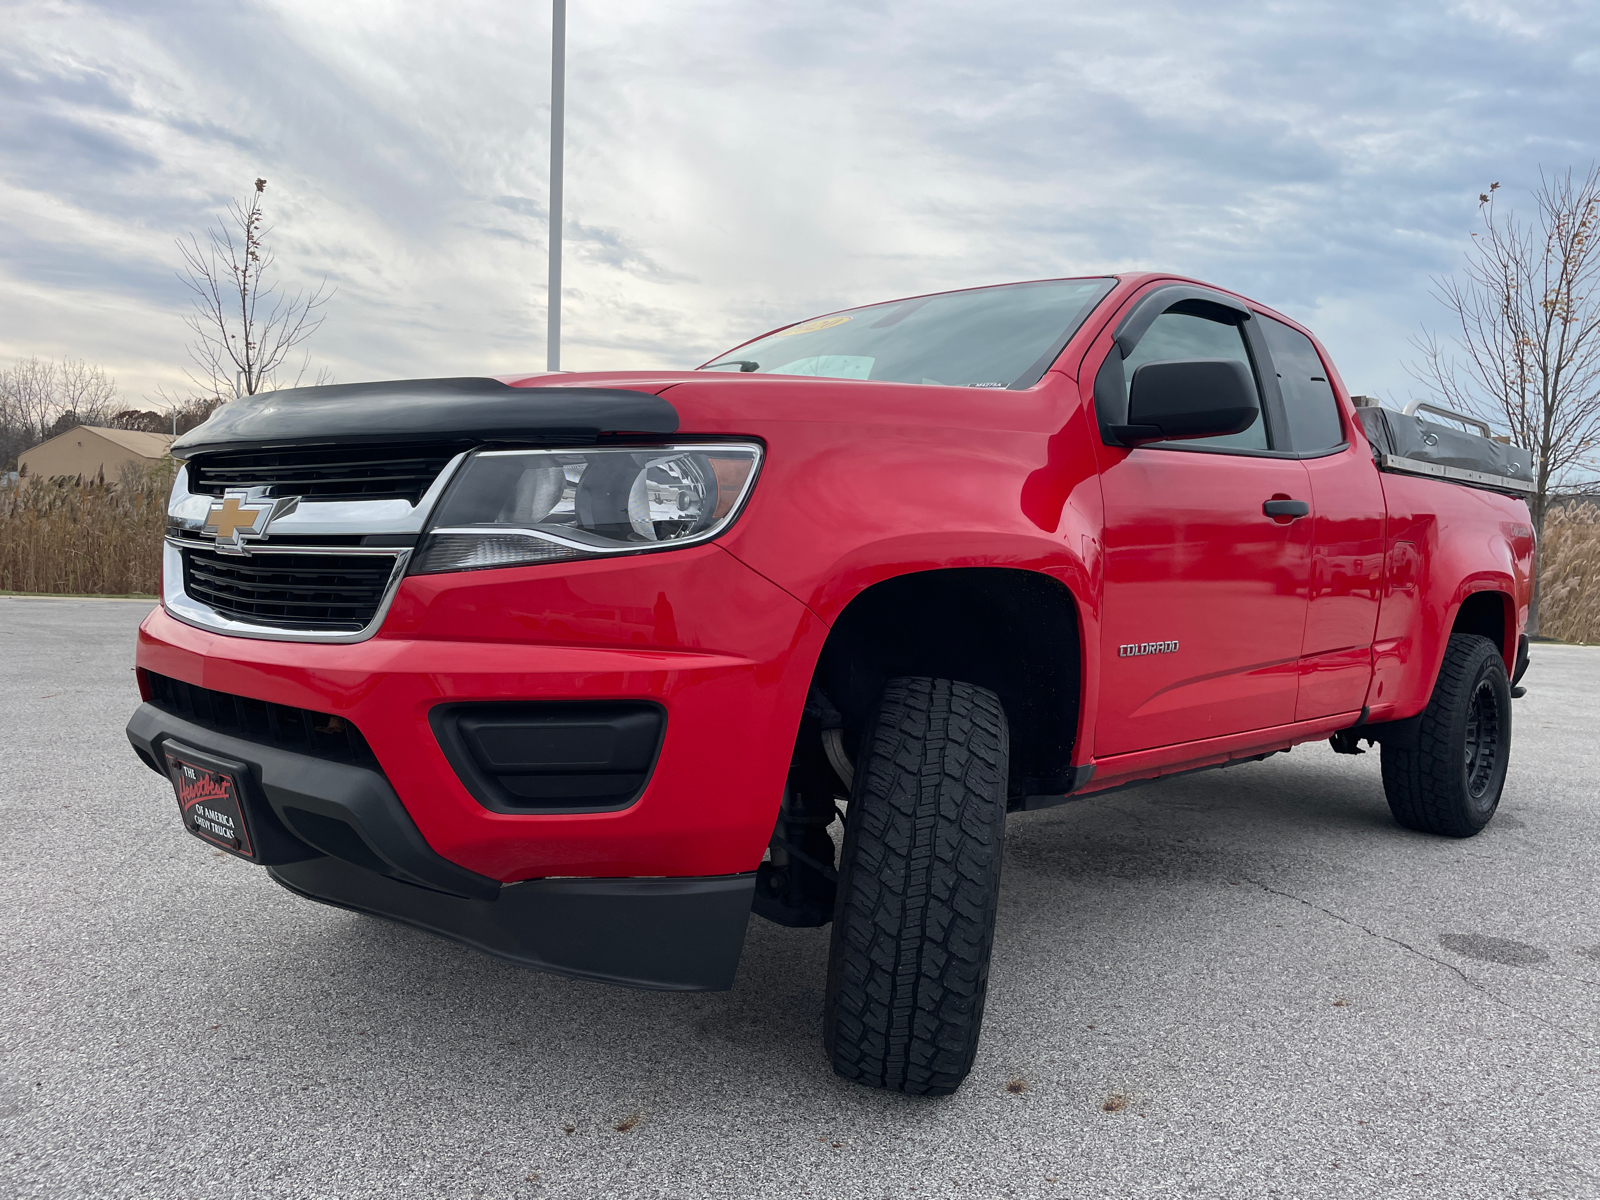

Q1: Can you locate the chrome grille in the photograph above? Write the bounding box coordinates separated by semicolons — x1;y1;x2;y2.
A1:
179;546;400;632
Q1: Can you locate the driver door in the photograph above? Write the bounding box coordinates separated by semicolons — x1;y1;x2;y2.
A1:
1092;302;1314;758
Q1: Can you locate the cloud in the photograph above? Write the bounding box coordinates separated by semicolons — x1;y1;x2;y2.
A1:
492;195;546;218
0;0;1597;405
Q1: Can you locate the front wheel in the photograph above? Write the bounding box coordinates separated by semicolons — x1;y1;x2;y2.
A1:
823;677;1009;1096
1381;633;1512;837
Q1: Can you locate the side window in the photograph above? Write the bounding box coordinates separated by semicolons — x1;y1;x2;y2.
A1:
1120;310;1268;451
1259;316;1344;452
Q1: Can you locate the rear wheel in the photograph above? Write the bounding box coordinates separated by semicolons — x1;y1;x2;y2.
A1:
1381;633;1511;837
822;677;1009;1096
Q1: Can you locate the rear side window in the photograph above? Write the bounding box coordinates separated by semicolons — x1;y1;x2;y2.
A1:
1259;316;1343;452
1121;310;1268;451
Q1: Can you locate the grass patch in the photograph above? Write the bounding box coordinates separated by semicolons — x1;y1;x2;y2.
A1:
1540;501;1600;645
1;468;167;596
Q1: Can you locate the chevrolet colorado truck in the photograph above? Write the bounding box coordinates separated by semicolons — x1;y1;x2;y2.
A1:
126;273;1536;1095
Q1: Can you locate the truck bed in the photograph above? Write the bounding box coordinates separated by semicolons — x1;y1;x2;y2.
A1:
1355;405;1535;498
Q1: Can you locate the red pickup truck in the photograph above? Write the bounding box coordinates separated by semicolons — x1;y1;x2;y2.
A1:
127;272;1535;1095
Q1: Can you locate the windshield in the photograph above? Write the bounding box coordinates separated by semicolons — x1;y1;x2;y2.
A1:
699;277;1115;389
700;276;1113;390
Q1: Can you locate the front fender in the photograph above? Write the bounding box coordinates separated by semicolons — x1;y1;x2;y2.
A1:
707;385;1107;773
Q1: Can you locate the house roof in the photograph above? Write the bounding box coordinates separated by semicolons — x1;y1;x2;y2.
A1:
80;426;176;457
22;425;176;461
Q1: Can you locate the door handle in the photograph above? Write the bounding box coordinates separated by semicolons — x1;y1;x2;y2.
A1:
1263;499;1309;519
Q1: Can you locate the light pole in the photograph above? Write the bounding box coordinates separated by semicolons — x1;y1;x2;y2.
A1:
547;0;566;372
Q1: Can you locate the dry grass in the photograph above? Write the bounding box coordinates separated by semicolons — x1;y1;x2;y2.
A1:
0;469;167;596
1539;501;1600;644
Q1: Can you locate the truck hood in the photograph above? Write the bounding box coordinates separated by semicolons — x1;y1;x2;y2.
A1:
172;367;1071;459
501;369;1071;436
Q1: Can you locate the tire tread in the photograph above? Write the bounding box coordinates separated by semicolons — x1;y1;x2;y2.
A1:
1381;633;1509;838
823;677;1008;1096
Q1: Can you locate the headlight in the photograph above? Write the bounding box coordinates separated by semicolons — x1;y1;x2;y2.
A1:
411;443;762;574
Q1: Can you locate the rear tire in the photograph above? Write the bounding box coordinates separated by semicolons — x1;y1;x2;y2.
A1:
822;677;1009;1096
1381;633;1511;838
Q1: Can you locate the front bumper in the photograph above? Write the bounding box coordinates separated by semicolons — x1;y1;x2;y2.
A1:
271;859;756;991
129;696;757;990
134;544;824;882
131;543;825;989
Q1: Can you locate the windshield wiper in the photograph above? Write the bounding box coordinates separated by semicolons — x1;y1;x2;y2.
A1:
701;360;761;373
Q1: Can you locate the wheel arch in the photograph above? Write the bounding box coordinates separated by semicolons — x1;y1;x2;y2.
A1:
811;566;1083;797
1450;587;1516;670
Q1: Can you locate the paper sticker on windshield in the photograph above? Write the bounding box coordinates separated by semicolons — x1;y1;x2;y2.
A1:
770;356;874;380
776;315;852;337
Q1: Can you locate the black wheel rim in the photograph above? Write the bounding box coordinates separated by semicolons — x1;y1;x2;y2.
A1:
1462;677;1502;803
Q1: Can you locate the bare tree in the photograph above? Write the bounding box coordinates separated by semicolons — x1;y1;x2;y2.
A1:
168;394;226;436
177;178;332;399
108;408;171;434
52;356;122;420
1412;167;1600;632
0;356;119;469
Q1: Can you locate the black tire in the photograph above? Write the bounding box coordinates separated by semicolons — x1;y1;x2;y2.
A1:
823;677;1009;1096
1381;633;1512;838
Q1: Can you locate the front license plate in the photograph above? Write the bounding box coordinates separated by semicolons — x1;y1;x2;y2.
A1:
166;748;255;859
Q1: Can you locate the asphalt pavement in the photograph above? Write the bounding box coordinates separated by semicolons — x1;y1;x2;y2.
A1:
2;596;1597;1199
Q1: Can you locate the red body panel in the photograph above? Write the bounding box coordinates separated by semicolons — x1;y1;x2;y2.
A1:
138;545;823;881
1296;444;1386;721
137;272;1532;881
1364;472;1532;721
1092;445;1313;756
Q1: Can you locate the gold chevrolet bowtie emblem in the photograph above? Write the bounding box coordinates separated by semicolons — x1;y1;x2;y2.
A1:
206;496;267;540
202;489;293;553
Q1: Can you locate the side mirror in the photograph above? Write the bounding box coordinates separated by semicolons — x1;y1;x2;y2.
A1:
1110;358;1260;446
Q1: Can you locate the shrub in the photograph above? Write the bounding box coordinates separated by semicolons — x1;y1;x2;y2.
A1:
0;466;169;596
1539;500;1600;645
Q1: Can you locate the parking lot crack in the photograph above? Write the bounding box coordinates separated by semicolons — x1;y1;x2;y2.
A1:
1244;878;1596;1046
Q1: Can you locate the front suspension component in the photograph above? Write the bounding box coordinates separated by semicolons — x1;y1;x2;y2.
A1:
753;689;846;927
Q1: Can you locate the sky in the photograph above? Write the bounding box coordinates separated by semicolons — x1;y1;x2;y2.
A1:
2;0;1598;409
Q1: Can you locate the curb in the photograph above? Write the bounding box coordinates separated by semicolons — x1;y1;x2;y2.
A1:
1;592;158;602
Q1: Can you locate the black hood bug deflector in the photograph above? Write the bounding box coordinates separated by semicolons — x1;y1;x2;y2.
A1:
172;378;679;458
